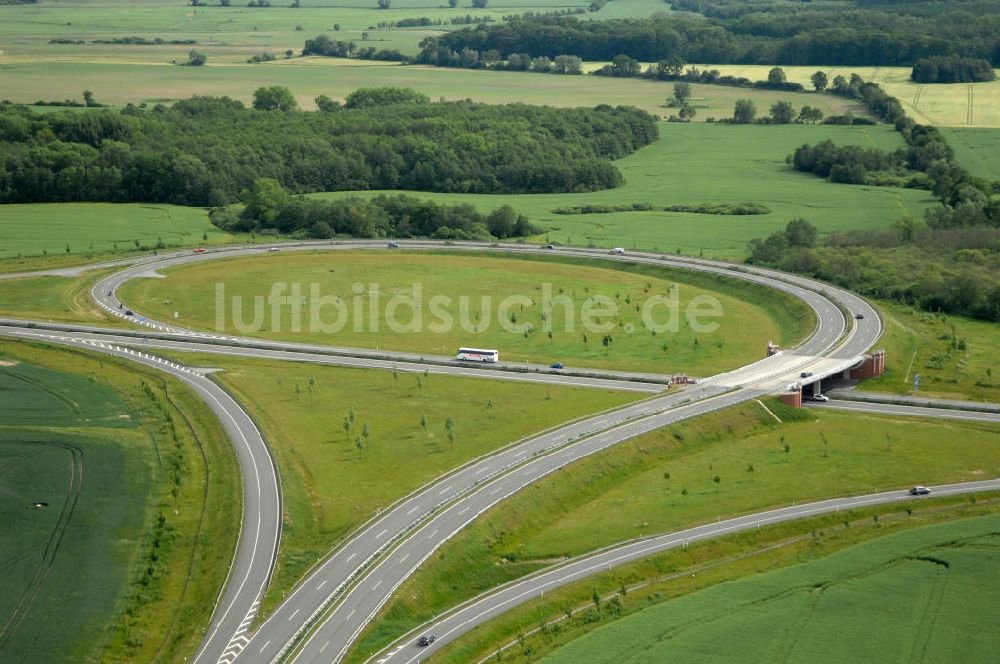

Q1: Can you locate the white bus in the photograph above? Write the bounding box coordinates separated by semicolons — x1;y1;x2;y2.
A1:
456;347;500;363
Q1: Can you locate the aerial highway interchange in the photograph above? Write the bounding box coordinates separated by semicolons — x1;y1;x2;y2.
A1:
1;241;997;664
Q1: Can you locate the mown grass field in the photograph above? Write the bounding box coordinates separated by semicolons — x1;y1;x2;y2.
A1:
539;513;1000;664
154;351;641;615
312;123;933;256
0;267;128;324
864;299;1000;403
0;202;232;260
122;250;812;375
0;340;239;663
431;496;1000;664
346;399;1000;661
694;64;1000;128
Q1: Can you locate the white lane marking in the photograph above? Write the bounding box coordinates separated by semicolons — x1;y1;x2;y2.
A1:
259;640;271;653
376;528;388;538
287;609;300;621
316;579;328;590
438;485;453;495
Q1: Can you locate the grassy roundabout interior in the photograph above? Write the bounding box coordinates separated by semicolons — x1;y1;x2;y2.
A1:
344;399;1000;661
0;340;239;662
122;250;814;376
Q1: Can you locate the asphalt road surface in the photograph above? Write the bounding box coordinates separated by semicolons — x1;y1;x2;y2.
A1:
373;478;1000;664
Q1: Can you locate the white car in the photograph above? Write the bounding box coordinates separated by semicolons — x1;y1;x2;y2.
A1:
267;247;280;252
610;247;625;255
809;394;829;402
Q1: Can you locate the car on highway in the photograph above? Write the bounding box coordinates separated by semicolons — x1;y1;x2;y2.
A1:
193;247;206;253
544;243;556;249
610;247;626;255
855;313;864;319
909;485;930;496
800;371;814;378
124;309;134;316
417;635;436;647
550;362;565;369
267;247;280;252
388;241;399;248
808;393;829;402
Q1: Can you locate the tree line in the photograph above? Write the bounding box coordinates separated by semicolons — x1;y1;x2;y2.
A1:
911;56;996;84
420;4;1000;67
213;181;539;241
0;88;657;206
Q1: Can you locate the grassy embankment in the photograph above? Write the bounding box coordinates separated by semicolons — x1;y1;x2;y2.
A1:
0;340;239;662
122;250;813;375
0;266;129;324
432;499;1000;664
153;351;642;616
863;299;1000;403
345;399;1000;661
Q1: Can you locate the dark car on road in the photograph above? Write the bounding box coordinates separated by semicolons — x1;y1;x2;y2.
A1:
125;309;134;316
800;371;813;378
388;241;399;248
909;486;930;496
417;635;436;647
550;362;565;369
855;313;864;319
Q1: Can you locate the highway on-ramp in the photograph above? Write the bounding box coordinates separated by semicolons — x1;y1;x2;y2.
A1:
370;478;1000;664
1;240;882;664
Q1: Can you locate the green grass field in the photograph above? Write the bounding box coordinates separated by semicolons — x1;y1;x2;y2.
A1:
694;64;1000;128
0;202;232;260
863;299;1000;403
0;340;239;663
310;122;933;256
346;399;1000;661
155;351;640;614
0;267;129;324
940;127;1000;180
539;513;1000;663
430;495;999;664
121;250;812;375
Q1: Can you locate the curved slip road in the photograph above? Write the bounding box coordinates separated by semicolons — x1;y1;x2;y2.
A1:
372;477;1000;664
0;326;282;664
87;240;879;664
2;240;882;664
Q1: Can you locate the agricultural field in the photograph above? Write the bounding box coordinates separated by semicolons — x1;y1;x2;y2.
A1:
121;250;813;375
0;202;232;260
0;340;239;663
862;299;1000;404
940;127;1000;180
0;56;869;117
346;399;1000;660
313;122;934;256
152;351;641;614
695;64;1000;128
539;513;1000;664
431;496;1000;664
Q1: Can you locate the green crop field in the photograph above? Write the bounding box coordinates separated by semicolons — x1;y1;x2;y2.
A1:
122;250;813;375
540;513;1000;664
0;202;233;260
0;340;239;663
153;351;640;615
940;128;1000;180
310;122;933;256
346;400;1000;661
696;64;1000;128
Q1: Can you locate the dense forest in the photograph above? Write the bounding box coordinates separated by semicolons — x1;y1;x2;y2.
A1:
0;88;657;206
421;0;1000;66
911;56;996;83
213;182;539;241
